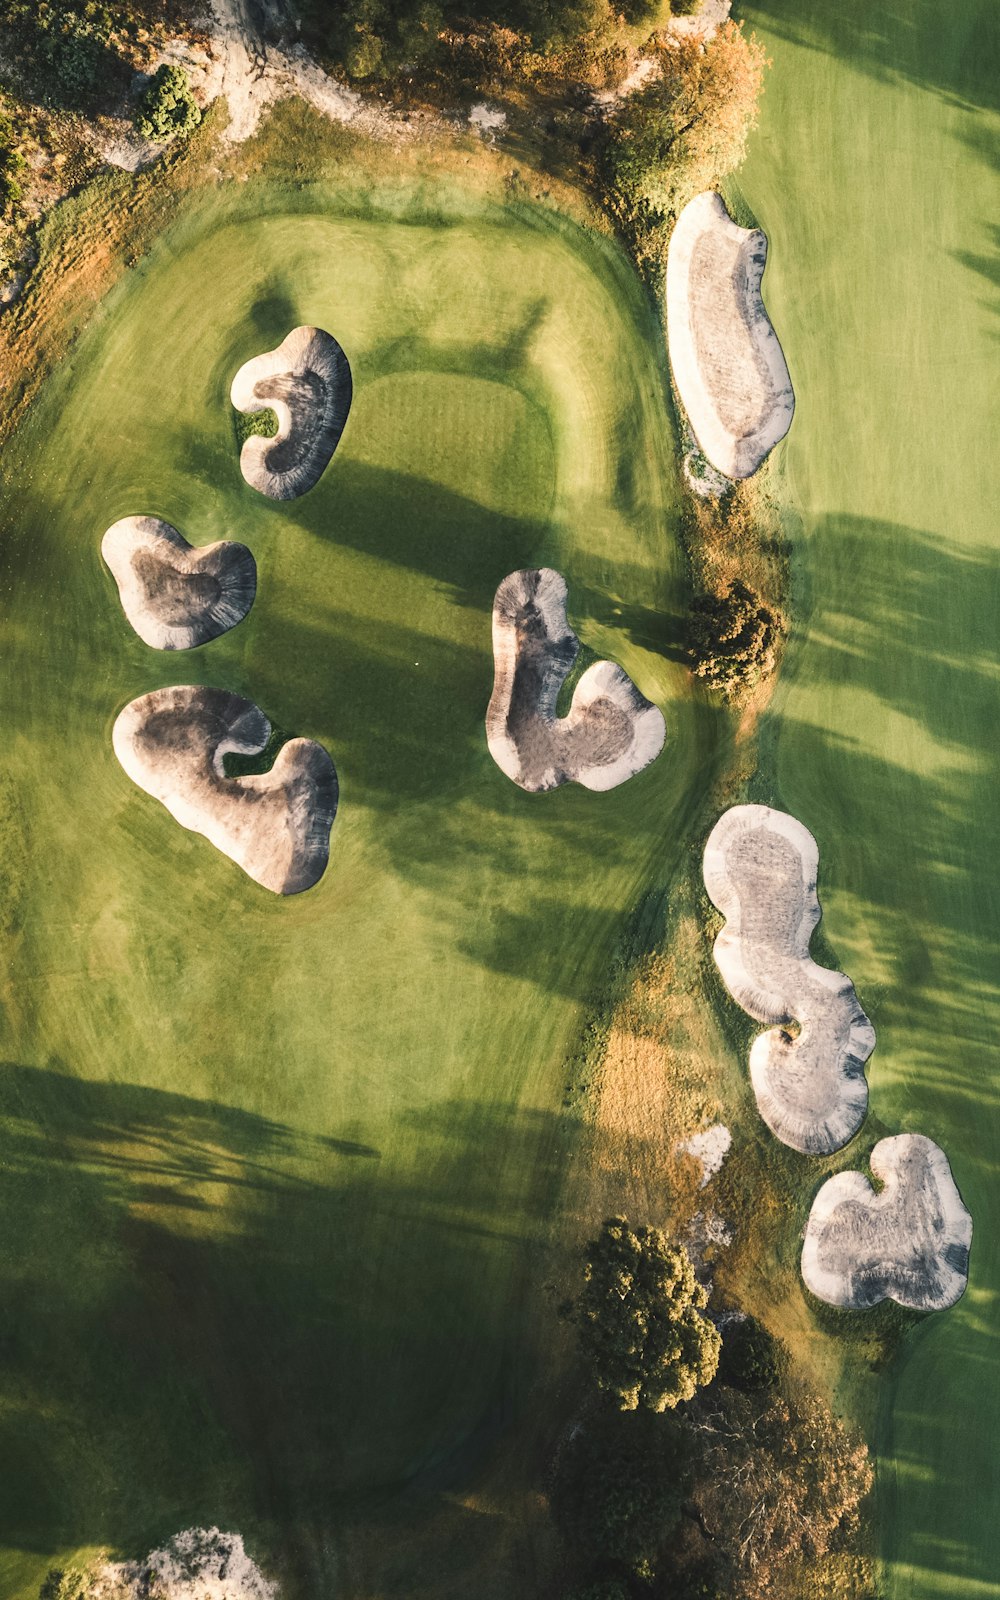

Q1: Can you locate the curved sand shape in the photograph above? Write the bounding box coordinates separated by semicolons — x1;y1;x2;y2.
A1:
802;1135;972;1312
703;804;874;1154
113;686;337;894
102;516;256;650
666;191;794;479
486;568;666;793
231;325;352;499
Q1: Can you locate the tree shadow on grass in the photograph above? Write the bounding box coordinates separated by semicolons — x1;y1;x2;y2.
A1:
0;1063;578;1595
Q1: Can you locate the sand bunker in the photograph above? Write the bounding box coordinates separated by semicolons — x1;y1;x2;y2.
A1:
92;1527;277;1598
102;516;256;650
703;804;874;1155
802;1135;972;1312
486;568;666;792
113;686;337;894
231;325;352;499
666;191;794;479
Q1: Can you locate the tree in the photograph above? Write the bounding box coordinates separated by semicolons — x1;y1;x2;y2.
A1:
135;64;201;142
689;1388;874;1597
607;22;768;220
573;1217;721;1412
552;1407;689;1578
686;580;779;695
716;1314;782;1393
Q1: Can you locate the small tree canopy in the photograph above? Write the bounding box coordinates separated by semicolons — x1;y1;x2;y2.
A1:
135;64;201;142
552;1407;689;1576
574;1217;721;1411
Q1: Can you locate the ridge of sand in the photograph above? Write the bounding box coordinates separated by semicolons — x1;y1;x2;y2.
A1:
486;567;665;793
801;1134;973;1312
102;516;256;650
666;191;794;480
703;804;874;1154
113;685;337;894
231;325;352;500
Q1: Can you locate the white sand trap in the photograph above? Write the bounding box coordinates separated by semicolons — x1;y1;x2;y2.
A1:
113;686;337;895
703;805;874;1155
486;568;666;793
92;1527;277;1598
666;191;794;479
231;326;352;500
802;1135;972;1312
102;516;256;650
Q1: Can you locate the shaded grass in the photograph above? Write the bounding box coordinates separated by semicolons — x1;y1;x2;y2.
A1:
736;0;1000;1592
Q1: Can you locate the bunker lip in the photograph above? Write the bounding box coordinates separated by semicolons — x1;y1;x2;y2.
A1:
113;685;338;895
666;191;794;480
102;516;257;650
231;324;353;500
486;567;666;793
703;804;874;1155
801;1134;973;1312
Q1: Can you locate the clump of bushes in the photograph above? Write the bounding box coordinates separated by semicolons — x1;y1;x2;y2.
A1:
686;579;780;696
134;63;200;141
716;1313;783;1392
570;1216;721;1412
0;99;27;220
0;1;125;109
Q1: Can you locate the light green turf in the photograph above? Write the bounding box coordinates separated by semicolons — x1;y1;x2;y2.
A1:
0;176;717;1595
735;1;1000;1593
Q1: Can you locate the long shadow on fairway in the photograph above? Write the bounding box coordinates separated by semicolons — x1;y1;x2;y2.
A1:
0;1063;588;1593
745;0;1000;117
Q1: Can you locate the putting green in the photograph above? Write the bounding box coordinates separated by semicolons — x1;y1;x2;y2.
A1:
736;0;1000;1593
0;176;713;1594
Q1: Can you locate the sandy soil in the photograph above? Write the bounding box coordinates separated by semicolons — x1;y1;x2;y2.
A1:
92;1528;276;1598
801;1134;973;1312
102;515;256;648
113;685;338;894
703;804;875;1155
231;324;352;499
486;568;666;793
666;191;794;479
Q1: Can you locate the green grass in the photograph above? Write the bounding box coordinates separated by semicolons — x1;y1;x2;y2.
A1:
0;170;718;1596
735;0;1000;1593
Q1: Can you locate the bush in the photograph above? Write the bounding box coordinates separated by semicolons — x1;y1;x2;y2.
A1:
0;100;26;220
572;1218;721;1412
686;580;779;695
716;1315;782;1392
552;1408;689;1577
135;64;201;141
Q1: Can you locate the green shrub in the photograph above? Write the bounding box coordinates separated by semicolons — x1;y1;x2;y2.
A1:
571;1217;721;1412
552;1408;688;1577
686;579;779;695
135;64;201;141
716;1313;782;1392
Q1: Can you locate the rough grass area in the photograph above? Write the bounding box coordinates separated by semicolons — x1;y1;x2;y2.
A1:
0;134;716;1598
737;0;1000;1593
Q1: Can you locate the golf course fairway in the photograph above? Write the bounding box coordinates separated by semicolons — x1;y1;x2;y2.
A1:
736;0;1000;1592
0;175;714;1595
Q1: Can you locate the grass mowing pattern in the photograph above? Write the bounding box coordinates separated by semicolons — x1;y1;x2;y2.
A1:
0;175;716;1597
737;0;1000;1593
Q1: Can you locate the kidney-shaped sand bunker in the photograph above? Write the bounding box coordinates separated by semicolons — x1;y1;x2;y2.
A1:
113;685;338;894
231;325;353;500
802;1134;972;1312
703;804;874;1155
486;567;666;793
102;516;257;650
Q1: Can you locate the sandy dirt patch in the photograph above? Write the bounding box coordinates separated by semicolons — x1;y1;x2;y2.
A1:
102;515;256;649
92;1528;277;1598
486;567;666;793
231;324;352;500
666;191;794;479
703;804;874;1155
113;685;338;894
801;1134;972;1311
